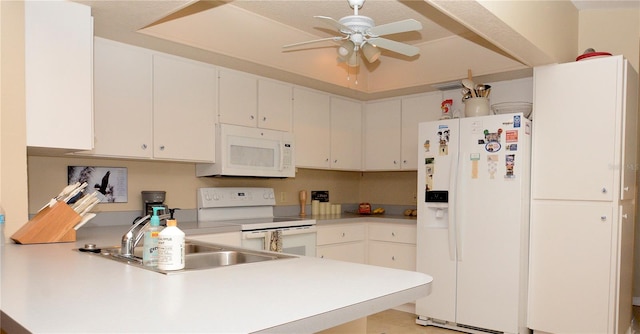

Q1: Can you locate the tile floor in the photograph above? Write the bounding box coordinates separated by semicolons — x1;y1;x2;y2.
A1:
367;306;640;334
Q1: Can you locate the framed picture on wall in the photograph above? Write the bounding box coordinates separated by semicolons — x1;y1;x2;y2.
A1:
67;166;128;203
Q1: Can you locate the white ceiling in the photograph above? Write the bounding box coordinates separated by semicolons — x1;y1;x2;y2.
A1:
75;0;635;100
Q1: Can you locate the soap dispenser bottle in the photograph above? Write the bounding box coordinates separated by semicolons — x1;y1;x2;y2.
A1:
157;219;185;270
143;207;164;267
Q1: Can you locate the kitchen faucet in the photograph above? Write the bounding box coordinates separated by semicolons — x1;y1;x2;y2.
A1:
121;213;170;257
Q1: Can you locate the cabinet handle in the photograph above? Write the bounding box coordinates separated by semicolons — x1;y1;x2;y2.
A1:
393;160;398;165
403;160;407;164
623;214;629;219
392;256;396;261
159;145;165;151
263;116;267;121
600;216;607;221
601;188;607;194
334;159;338;163
391;232;395;237
342;232;345;237
325;158;329;162
141;144;147;150
250;115;255;120
624;186;629;192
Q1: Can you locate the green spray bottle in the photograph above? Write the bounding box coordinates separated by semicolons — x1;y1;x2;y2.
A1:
143;207;164;267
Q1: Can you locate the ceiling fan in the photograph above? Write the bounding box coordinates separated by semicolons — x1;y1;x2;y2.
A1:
283;0;423;67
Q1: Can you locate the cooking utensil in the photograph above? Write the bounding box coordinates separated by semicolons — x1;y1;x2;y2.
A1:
62;182;88;203
461;79;476;97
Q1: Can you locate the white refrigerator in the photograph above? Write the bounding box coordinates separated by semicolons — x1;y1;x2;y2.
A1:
415;113;531;334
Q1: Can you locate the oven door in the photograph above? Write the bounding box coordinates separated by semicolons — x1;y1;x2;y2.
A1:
242;226;316;257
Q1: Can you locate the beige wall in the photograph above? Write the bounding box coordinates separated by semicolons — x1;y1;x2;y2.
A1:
578;8;640;71
0;1;29;239
27;156;419;215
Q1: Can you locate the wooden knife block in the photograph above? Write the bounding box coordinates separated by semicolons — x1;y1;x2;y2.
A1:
11;201;80;244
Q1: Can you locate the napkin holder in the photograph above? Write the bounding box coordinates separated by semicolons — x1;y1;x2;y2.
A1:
11;201;79;244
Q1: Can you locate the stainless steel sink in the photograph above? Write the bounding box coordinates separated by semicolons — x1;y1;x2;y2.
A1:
78;240;295;275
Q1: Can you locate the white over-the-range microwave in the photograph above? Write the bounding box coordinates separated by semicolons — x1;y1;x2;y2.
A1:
196;123;295;178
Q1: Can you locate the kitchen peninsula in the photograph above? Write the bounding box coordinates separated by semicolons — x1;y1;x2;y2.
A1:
0;226;432;333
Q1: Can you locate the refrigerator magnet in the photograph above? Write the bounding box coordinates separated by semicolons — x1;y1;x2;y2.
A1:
437;129;450;156
505;154;516;179
506;130;518;142
487;154;499;179
470;153;480;179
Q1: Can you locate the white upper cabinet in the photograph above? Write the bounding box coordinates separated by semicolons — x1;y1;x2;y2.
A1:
257;79;293;132
364;99;402;170
218;69;258;128
152;54;217;162
90;39;216;162
330;97;362;170
532;56;636;201
218;70;292;131
293;87;332;169
364;93;442;171
25;0;93;152
400;92;444;169
92;38;153;159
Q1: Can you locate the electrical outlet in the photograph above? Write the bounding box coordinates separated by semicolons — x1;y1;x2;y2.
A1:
280;192;286;202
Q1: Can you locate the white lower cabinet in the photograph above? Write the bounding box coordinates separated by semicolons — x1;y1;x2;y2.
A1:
316;223;367;264
367;224;416;271
187;232;241;247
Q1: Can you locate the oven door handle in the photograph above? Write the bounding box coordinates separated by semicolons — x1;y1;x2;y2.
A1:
242;226;316;238
280;226;317;236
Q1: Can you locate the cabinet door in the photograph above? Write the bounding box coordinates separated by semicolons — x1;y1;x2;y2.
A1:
330;97;362;170
364;99;401;170
218;69;258;127
528;201;613;333
293;87;331;169
401;92;443;169
92;38;153;158
25;1;93;151
257;79;292;132
153;54;216;162
532;58;620;201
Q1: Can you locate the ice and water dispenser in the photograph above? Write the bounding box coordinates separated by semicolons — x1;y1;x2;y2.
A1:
424;190;449;228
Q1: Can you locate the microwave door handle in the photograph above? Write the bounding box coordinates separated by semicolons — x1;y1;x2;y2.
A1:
279;140;285;172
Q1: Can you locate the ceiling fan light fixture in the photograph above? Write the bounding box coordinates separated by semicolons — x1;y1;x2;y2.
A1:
361;43;381;63
337;40;355;57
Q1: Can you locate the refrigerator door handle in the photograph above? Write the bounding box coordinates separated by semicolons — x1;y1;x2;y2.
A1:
455;151;464;262
448;152;458;261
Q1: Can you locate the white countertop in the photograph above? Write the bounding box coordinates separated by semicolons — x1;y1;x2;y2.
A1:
1;225;431;333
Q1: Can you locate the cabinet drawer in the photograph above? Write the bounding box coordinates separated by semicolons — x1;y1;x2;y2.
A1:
368;241;416;271
368;224;416;244
317;242;366;264
316;224;366;245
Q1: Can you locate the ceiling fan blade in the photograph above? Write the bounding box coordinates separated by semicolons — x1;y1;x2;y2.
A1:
367;37;420;57
314;16;354;34
283;36;345;49
367;19;422;37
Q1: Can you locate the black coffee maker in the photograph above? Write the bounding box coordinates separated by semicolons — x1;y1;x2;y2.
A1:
142;191;167;217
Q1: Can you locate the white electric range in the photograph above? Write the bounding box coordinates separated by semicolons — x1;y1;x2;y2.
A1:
197;187;316;256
